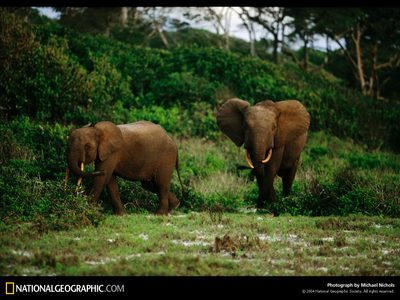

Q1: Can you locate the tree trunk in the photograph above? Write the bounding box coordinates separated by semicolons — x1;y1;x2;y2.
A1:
155;22;169;48
303;40;309;71
224;31;230;51
103;26;110;38
223;8;232;52
103;15;111;38
120;7;128;27
250;30;256;57
353;24;366;95
368;43;378;98
325;35;329;64
273;33;279;64
281;23;286;57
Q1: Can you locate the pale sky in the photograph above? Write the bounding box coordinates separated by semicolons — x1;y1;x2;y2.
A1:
34;7;333;51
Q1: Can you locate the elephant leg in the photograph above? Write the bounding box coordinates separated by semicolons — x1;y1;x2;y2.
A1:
255;173;267;208
255;167;278;208
89;172;109;204
255;152;282;208
281;159;299;197
89;161;115;204
264;169;277;203
141;179;158;193
156;187;169;216
107;175;126;215
168;192;180;211
154;166;174;216
142;179;178;213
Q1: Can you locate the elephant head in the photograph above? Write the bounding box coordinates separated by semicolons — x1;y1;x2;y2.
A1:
65;121;123;188
216;98;310;173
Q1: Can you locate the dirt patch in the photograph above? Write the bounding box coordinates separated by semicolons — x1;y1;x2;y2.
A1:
212;234;267;257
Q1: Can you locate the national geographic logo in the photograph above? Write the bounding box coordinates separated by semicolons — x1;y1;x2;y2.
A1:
2;282;124;295
6;282;15;295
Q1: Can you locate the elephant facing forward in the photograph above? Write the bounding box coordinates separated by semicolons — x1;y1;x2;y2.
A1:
65;121;184;215
217;99;310;211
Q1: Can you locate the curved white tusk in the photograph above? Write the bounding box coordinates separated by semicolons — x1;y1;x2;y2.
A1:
64;167;70;191
261;148;273;164
75;162;85;193
245;149;254;169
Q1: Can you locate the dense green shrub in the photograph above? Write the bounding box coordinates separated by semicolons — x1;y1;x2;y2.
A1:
268;133;400;217
0;164;104;231
111;102;219;139
2;9;399;150
1;10;400;228
0;10;89;122
1;116;71;179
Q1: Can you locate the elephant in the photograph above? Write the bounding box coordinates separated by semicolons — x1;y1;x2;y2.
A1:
216;98;310;211
64;121;184;215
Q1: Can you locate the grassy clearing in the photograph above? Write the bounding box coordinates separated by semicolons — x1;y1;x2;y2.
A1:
1;131;399;275
1;212;399;276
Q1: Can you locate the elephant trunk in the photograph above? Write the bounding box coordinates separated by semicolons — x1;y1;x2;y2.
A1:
66;149;104;179
252;147;266;175
67;150;86;178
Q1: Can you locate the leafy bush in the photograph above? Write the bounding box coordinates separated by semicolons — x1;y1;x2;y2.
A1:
0;164;104;231
0;10;89;123
111;102;219;139
2;10;399;150
1;10;400;227
1;116;71;179
147;72;222;107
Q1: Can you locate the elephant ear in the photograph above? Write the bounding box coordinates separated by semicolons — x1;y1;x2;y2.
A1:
95;121;123;161
273;100;310;148
216;98;250;146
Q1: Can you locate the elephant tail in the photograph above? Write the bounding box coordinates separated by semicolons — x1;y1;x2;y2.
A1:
175;153;188;201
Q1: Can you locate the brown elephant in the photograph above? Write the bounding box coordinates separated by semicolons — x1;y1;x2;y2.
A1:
65;121;184;215
216;98;310;211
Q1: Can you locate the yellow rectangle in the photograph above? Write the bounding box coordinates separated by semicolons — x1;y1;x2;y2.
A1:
6;282;15;295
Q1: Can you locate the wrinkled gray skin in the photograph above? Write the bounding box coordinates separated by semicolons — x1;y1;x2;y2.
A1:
66;121;184;215
217;99;310;211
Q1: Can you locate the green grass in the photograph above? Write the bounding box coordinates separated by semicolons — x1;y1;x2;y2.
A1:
1;130;399;275
1;212;399;276
1;131;399;226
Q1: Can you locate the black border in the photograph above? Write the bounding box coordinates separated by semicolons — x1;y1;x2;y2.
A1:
3;0;400;8
1;3;399;298
0;276;399;297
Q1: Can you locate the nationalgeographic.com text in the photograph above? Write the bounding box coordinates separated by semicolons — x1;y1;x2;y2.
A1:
11;284;124;294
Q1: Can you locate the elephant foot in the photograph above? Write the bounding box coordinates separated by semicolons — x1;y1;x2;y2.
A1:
155;208;169;216
115;209;127;216
256;202;264;209
168;196;180;211
256;199;265;209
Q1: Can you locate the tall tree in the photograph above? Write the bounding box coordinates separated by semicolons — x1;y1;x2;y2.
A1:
120;7;128;27
234;7;257;56
314;7;400;98
55;7;121;37
141;7;172;48
285;8;317;71
241;7;289;64
183;7;234;51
